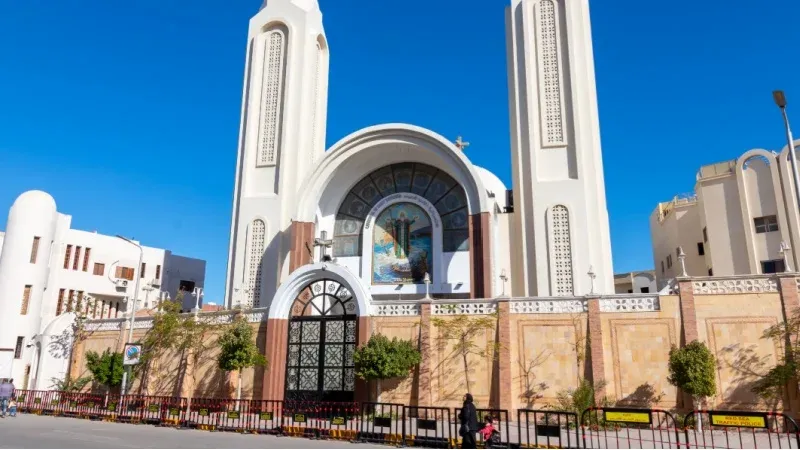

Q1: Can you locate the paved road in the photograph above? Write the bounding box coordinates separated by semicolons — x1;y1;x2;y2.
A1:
0;415;383;449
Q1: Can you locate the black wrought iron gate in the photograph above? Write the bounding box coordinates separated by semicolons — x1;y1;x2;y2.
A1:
285;315;357;402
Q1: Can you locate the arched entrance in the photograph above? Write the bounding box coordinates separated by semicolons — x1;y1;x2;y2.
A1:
284;278;357;402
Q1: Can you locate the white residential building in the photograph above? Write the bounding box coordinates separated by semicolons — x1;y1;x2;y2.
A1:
0;190;206;389
651;140;800;289
613;270;657;294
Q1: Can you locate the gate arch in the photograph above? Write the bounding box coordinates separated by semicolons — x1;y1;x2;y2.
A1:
285;278;358;402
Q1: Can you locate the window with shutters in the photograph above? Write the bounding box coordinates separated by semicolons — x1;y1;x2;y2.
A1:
115;266;135;280
14;337;24;359
20;285;32;315
73;246;82;270
82;248;91;271
141;262;146;278
93;263;105;276
155;264;161;279
67;290;75;312
63;245;72;269
56;289;66;316
256;25;289;167
30;236;40;264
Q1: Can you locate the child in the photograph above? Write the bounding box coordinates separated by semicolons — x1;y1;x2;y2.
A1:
479;414;501;448
8;399;17;417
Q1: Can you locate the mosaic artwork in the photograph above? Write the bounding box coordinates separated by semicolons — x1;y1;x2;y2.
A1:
372;202;433;284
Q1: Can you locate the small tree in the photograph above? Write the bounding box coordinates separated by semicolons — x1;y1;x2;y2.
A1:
431;312;498;394
137;294;213;395
668;341;716;429
85;349;125;393
354;334;421;402
217;315;267;400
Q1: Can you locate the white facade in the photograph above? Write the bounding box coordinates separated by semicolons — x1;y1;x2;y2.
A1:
0;190;206;389
614;270;657;294
225;0;615;309
651;139;800;288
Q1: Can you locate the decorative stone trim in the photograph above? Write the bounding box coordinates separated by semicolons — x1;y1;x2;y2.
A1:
692;277;778;294
371;303;421;316
85;320;124;332
599;296;660;312
795;277;800;293
509;298;587;314
432;302;497;316
132;318;154;329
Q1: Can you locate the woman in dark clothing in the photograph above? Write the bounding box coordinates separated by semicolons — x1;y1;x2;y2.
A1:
458;393;479;449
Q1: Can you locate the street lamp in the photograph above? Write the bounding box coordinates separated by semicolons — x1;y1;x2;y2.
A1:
677;247;688;278
192;286;204;317
499;269;508;297
774;91;800;217
116;234;144;396
587;266;596;295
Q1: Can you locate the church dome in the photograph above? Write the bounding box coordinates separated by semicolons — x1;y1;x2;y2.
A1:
11;190;57;214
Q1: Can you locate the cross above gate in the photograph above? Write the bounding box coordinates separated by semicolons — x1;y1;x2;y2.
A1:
314;231;334;262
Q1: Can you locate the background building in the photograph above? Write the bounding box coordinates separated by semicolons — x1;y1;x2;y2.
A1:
0;190;206;388
614;270;657;294
651;139;800;289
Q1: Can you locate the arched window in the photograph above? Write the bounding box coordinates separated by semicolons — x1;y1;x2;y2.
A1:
548;205;573;295
289;279;356;317
257;25;289;167
246;219;266;307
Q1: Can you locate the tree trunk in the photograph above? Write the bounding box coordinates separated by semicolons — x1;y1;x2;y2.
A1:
237;371;243;401
695;396;703;432
377;378;382;404
462;351;471;394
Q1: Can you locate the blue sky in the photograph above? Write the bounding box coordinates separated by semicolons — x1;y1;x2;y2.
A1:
1;0;798;302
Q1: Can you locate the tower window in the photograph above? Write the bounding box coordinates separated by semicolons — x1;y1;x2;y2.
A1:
141;262;146;278
30;236;40;264
703;227;708;242
754;216;779;233
155;264;161;280
20;285;32;315
697;242;705;256
56;289;66;316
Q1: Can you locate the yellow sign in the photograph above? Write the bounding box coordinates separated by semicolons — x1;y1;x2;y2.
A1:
332;416;345;426
260;412;273;421
710;414;767;428
294;413;307;423
198;408;209;417
604;411;651;424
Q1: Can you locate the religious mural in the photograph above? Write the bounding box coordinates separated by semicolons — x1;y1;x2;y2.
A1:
332;162;470;258
372;202;433;284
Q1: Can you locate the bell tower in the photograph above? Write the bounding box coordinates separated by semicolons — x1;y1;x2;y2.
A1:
225;0;329;308
506;0;614;296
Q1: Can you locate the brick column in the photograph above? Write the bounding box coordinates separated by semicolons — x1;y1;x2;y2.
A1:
289;221;315;272
678;279;699;344
355;316;372;403
778;275;800;415
587;298;606;403
262;318;288;400
495;300;512;410
418;303;433;406
468;213;492;298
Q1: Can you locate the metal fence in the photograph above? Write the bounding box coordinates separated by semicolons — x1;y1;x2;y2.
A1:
14;390;800;449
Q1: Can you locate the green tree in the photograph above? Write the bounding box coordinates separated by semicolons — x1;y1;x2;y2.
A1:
431;312;499;394
137;294;213;395
354;334;421;401
50;375;91;392
217;315;267;400
85;349;125;392
668;341;716;429
750;308;800;406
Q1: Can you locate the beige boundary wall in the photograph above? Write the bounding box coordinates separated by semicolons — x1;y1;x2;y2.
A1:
70;274;800;414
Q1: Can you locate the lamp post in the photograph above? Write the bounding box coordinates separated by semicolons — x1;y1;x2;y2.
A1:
780;241;793;272
116;235;143;396
499;269;508;297
587;266;596;295
192;286;204;317
423;273;431;299
774;91;800;219
677;247;688;278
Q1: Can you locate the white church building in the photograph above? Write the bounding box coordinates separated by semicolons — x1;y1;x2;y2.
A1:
224;0;615;311
0;190;206;389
